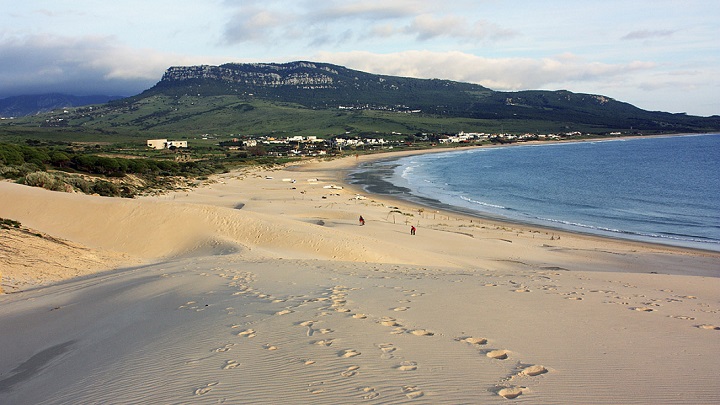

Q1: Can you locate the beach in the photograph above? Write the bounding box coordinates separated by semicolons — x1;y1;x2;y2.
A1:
1;149;719;404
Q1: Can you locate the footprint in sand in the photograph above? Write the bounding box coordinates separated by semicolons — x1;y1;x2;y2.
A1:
212;343;235;352
396;361;418;371
696;324;720;330
520;365;548;376
262;344;278;351
409;329;434;336
486;349;510;360
401;385;424;399
302;359;316;365
359;387;379;399
376;343;397;359
237;329;256;338
633;307;655;312
194;382;219;395
313;339;334;347
352;313;368;319
497;386;525;399
275;309;294;316
223;360;240;370
380;317;401;327
392;307;409;312
668;315;696;320
457;336;488;345
341;365;360;377
340;349;361;358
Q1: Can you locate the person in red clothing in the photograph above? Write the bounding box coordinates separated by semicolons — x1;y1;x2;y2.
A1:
359;216;365;226
410;226;416;235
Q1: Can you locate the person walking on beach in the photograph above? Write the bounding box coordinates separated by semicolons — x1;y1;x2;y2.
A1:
359;216;365;226
410;226;416;235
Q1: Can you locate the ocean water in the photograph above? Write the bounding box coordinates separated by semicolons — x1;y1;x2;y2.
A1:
349;134;720;251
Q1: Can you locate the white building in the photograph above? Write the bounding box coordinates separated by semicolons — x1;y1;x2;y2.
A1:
147;139;188;149
147;139;167;149
166;140;187;148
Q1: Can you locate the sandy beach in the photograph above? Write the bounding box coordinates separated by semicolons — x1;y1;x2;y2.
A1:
1;149;719;404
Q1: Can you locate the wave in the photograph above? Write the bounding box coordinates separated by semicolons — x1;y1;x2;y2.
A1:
459;195;506;210
400;164;415;179
536;216;720;246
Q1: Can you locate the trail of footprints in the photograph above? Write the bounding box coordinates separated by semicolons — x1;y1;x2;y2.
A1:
306;284;549;400
187;269;554;401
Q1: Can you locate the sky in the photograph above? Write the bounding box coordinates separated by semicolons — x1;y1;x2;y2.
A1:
1;0;718;116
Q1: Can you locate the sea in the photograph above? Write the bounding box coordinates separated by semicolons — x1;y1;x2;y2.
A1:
349;133;720;252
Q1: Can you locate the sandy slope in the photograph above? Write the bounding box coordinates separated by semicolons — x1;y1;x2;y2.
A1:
1;153;719;404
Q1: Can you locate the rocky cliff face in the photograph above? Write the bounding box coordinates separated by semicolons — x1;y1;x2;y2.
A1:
160;62;340;89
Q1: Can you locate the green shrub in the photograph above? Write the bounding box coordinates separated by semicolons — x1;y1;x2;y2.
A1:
65;176;92;193
23;171;65;191
0;165;21;179
91;180;120;197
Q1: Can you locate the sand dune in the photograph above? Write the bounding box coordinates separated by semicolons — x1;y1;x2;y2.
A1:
0;180;458;267
1;153;719;404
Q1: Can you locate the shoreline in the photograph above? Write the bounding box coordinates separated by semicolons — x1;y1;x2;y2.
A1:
331;137;720;256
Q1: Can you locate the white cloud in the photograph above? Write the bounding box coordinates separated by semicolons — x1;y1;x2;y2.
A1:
0;34;216;97
220;1;516;47
621;29;677;41
223;9;287;44
315;0;419;20
404;14;517;41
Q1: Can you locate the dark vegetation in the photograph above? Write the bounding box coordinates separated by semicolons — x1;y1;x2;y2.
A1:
0;218;22;230
0;141;238;197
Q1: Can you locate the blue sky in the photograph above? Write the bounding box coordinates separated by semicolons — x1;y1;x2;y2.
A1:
1;0;718;116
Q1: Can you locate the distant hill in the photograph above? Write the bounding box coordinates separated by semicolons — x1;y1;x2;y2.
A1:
132;61;720;133
0;94;122;118
5;62;719;137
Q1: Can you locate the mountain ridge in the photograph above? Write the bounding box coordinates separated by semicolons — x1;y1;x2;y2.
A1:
136;61;717;131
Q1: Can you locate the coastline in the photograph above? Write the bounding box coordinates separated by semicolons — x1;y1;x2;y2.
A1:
336;137;720;255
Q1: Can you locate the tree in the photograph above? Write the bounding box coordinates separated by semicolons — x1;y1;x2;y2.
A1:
247;145;267;157
50;151;71;168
